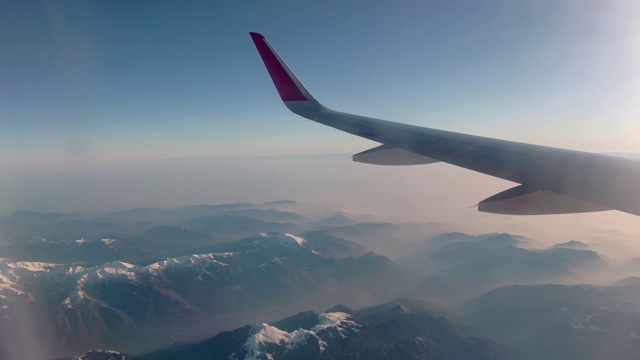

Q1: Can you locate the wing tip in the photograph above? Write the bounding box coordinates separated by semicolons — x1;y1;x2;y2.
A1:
250;32;314;103
249;32;264;40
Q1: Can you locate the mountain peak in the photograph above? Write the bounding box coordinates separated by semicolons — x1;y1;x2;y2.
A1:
612;276;640;287
246;233;320;255
257;232;309;247
238;310;360;358
325;304;356;315
552;240;591;250
247;322;294;348
312;312;360;336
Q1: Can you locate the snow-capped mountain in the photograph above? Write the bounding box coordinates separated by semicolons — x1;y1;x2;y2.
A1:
0;259;67;360
6;201;639;360
140;299;505;360
1;232;402;356
299;230;370;259
233;311;360;359
238;232;318;252
53;350;131;360
0;258;61;304
0;205;305;264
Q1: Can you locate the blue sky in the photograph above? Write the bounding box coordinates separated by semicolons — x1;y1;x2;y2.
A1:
2;0;638;164
1;1;640;242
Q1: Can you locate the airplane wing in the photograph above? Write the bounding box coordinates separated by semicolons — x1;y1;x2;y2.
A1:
250;32;640;216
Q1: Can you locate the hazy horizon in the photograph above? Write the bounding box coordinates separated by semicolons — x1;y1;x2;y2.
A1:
3;153;640;262
3;1;639;242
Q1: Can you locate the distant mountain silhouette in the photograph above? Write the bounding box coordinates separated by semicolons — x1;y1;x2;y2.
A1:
461;283;640;360
407;235;608;302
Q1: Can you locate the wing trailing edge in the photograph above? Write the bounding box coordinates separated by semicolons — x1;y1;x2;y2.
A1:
353;145;440;165
478;185;611;215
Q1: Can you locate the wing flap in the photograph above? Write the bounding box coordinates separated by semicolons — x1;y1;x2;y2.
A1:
353;145;440;165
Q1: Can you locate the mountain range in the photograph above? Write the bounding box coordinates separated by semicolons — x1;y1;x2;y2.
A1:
400;232;610;302
136;299;506;360
1;230;401;357
2;202;639;360
461;283;640;360
61;282;640;360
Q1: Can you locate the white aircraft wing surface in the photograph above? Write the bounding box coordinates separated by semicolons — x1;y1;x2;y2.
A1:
250;32;640;216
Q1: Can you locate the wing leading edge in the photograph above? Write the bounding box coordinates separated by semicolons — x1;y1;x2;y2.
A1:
249;32;640;216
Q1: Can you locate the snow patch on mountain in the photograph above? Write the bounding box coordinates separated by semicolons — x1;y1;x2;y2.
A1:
257;233;308;247
253;233;322;256
245;323;293;358
101;238;117;248
77;261;139;285
147;253;233;276
70;349;130;360
242;323;318;359
571;314;608;332
0;259;61;300
239;312;359;359
63;261;141;306
312;312;360;338
60;252;243;307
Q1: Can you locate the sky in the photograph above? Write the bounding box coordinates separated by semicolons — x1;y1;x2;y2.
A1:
1;1;640;246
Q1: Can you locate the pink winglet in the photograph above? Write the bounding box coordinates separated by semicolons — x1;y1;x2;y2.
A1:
250;33;308;102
